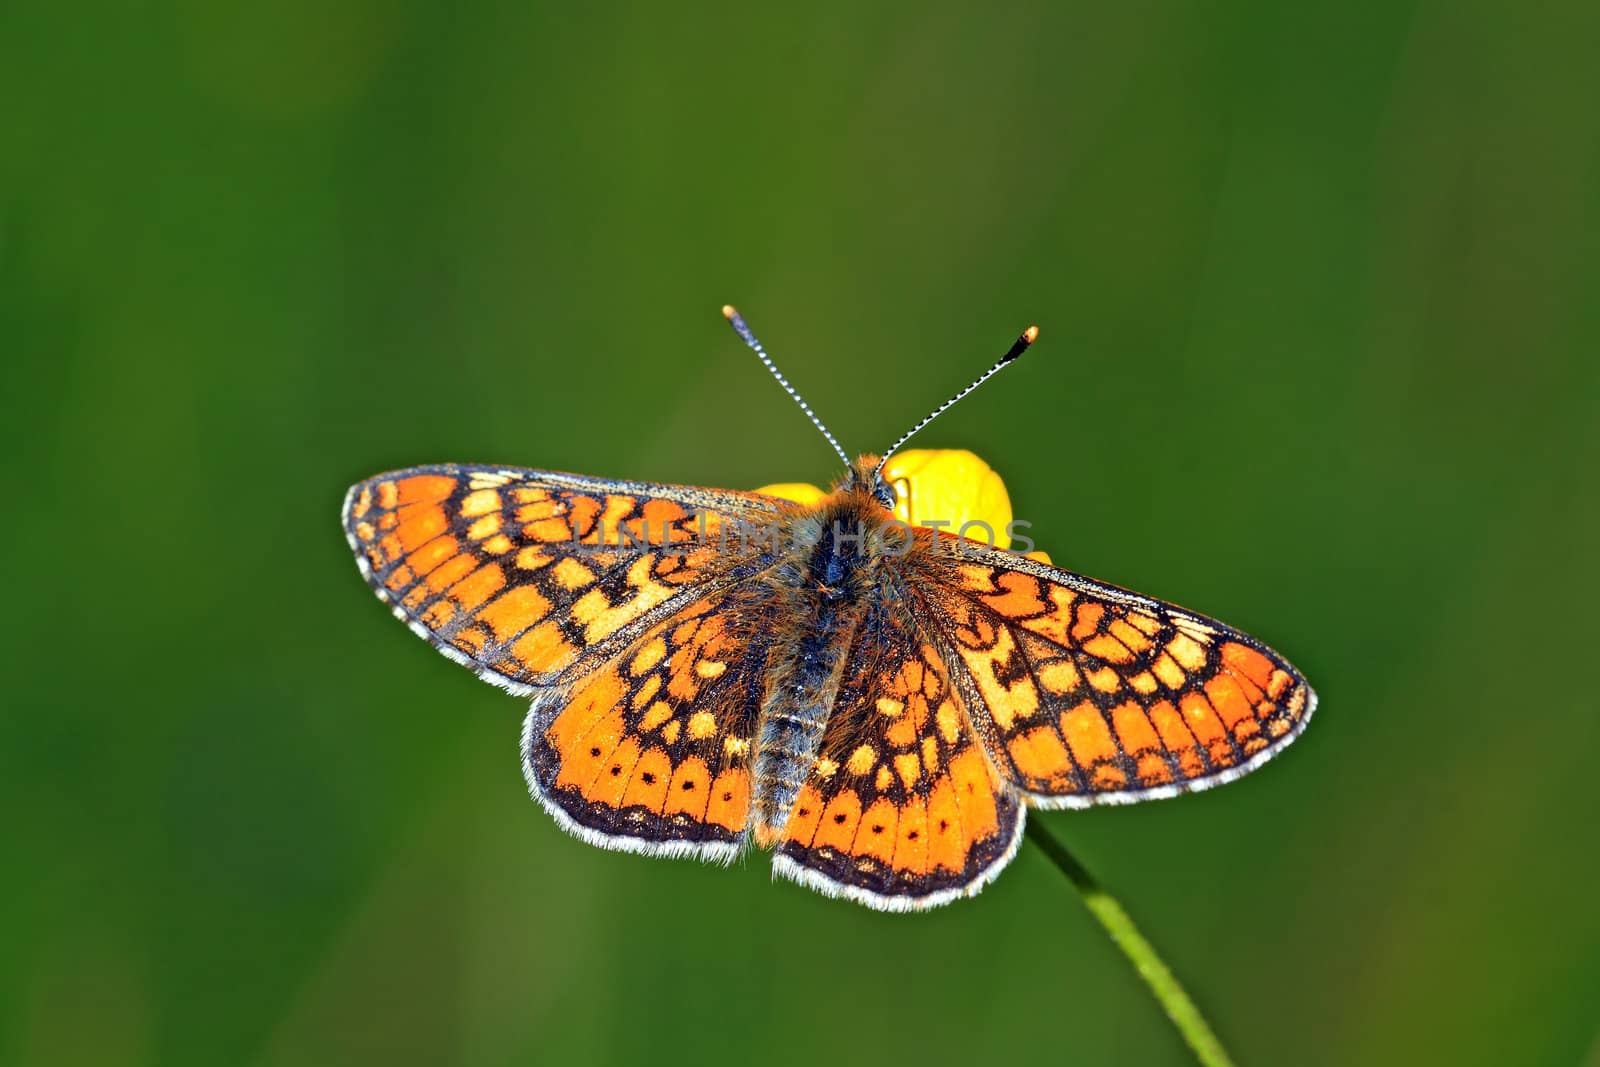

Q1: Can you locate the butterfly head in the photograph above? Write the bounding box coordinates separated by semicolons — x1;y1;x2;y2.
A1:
840;454;897;511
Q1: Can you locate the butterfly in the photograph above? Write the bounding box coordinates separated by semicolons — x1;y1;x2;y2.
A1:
342;307;1316;912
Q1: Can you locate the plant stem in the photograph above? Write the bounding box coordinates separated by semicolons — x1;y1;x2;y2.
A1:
1025;819;1238;1067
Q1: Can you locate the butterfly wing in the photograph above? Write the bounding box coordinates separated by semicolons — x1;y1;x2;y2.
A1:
342;464;784;694
914;546;1316;806
522;583;780;859
345;464;790;858
770;598;1025;910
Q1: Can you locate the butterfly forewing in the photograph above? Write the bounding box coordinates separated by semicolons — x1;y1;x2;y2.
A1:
342;465;784;693
914;546;1316;807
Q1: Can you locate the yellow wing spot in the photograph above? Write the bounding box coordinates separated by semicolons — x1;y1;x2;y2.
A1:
687;711;718;740
466;513;501;540
894;752;921;789
1152;653;1186;689
640;702;673;732
936;704;961;745
876;697;904;718
1167;632;1207;671
1038;660;1080;694
573;571;674;642
351;486;372;519
921;736;940;773
1086;666;1122;693
631;674;661;710
1126;611;1163;636
847;744;876;776
631;638;667;676
552;557;595;590
481;534;513;555
662;720;682;745
815;758;840;779
1109;618;1154;653
695;660;727;679
1174;617;1218;639
460;489;502;517
515;546;554;571
723;736;749;758
1129;671;1159;694
354;520;375;542
970;629;1038;729
875;765;893;792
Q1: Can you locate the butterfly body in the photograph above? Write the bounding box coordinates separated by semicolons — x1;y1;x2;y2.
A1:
750;458;915;844
344;449;1314;911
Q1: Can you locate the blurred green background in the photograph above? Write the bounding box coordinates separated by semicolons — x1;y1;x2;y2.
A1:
5;2;1598;1065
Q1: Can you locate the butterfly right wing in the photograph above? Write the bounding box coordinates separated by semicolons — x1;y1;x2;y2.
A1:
769;599;1024;910
915;546;1316;806
342;464;785;694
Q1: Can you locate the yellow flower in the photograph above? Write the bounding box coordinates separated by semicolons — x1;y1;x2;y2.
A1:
748;482;828;509
756;449;1052;563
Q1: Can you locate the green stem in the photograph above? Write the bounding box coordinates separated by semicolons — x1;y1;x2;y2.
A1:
1026;819;1238;1067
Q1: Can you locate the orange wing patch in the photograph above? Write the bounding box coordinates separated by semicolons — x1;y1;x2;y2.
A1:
925;554;1315;806
343;465;784;693
771;605;1023;909
522;588;773;858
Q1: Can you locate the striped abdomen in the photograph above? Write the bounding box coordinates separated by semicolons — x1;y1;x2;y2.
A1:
751;595;860;844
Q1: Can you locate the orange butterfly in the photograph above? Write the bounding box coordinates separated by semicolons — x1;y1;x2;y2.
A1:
343;307;1315;911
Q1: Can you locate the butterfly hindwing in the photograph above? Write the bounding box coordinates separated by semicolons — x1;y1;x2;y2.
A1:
342;465;783;693
522;587;775;859
771;599;1024;910
918;547;1316;806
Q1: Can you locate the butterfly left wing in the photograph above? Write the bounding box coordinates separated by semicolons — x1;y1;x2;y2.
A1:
770;599;1025;911
344;464;791;861
342;464;785;693
522;584;777;860
914;546;1316;806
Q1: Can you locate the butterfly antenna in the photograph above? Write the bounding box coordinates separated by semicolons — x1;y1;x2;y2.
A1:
722;305;852;469
872;325;1039;480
